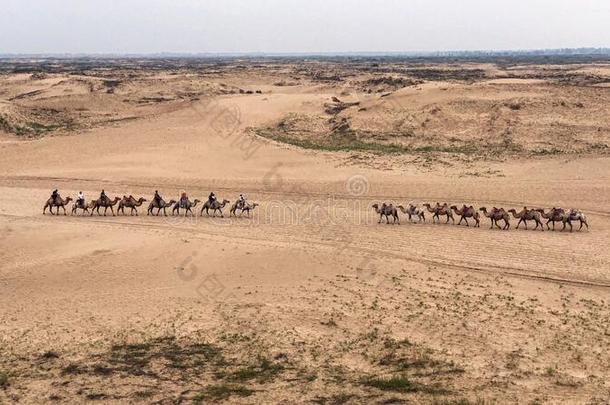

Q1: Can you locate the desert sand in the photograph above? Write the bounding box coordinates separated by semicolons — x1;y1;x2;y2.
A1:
1;57;609;404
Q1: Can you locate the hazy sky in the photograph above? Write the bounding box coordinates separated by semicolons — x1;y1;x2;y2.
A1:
1;0;609;54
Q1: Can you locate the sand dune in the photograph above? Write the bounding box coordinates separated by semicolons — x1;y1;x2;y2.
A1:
1;58;609;403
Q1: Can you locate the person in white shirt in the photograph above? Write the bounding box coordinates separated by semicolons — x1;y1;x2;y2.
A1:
77;191;85;207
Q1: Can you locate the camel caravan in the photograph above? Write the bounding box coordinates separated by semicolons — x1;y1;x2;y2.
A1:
371;202;589;232
43;189;589;232
44;189;257;219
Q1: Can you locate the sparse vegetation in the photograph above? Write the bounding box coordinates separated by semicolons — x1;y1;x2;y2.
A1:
0;370;9;389
194;384;254;402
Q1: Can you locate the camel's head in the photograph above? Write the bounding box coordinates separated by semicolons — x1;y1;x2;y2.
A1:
508;209;516;214
450;205;457;210
139;197;147;202
222;199;230;204
66;197;73;202
168;199;177;205
423;203;431;208
479;207;486;211
193;199;201;204
372;203;379;209
250;203;259;208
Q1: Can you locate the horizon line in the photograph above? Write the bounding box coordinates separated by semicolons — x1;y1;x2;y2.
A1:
2;47;610;59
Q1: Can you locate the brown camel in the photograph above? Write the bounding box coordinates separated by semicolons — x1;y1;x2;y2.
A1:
71;200;95;216
43;195;73;215
423;203;454;224
117;195;147;216
172;198;201;216
507;207;543;230
91;196;121;216
201;199;230;217
535;207;566;231
397;204;425;223
147;198;177;216
536;208;588;232
372;203;400;224
230;201;259;217
450;205;480;227
479;207;510;230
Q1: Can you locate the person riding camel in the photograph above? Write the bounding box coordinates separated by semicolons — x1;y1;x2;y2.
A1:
208;192;216;207
180;192;188;208
50;189;59;205
238;193;246;209
154;190;162;205
100;189;107;204
77;191;85;208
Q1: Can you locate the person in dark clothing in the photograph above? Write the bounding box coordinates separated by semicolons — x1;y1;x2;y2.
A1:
100;189;107;204
51;189;59;204
238;193;246;209
208;192;216;206
154;190;162;205
180;192;188;208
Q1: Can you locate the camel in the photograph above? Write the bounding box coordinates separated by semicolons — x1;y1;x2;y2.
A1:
423;203;454;224
43;195;73;215
71;200;95;216
147;198;177;216
450;205;480;227
536;208;588;232
535;207;566;231
172;198;201;216
201;199;230;217
397;204;425;223
563;209;588;232
507;207;543;230
372;203;400;224
117;196;147;216
479;207;510;230
230;201;259;217
90;196;121;216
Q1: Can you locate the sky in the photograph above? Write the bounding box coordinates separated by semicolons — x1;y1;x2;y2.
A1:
1;0;609;54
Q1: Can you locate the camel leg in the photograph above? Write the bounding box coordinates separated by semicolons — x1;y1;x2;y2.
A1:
62;205;67;215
